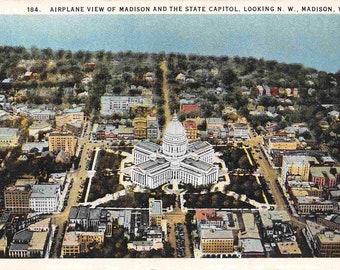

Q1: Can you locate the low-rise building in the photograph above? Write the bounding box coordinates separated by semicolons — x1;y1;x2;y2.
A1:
61;231;81;257
22;141;49;154
259;211;292;241
100;95;144;116
294;196;336;215
267;135;297;153
28;121;52;139
0;128;19;148
310;166;340;188
206;118;226;139
184;119;198;140
29;184;61;214
305;220;340;257
149;198;163;227
276;241;302;257
200;228;238;257
8;219;50;258
317;215;340;231
228;123;249;140
26;108;56;121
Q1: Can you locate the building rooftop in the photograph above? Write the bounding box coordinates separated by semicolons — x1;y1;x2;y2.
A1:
240;213;260;239
77;206;90;219
69;206;79;220
296;196;333;205
64;107;83;114
28;231;48;251
13;230;33;243
28;218;51;231
241;238;264;253
182;158;214;171
283;155;309;165
0;127;18;136
260;211;290;228
270;136;296;143
29;121;52;130
310;166;339;178
5;185;31;192
201;228;234;239
149;198;162;216
89;208;102;220
277;241;302;255
206;118;224;125
188;141;211;152
138;158;169;171
196;209;216;221
130;240;154;247
22;142;49;153
31;184;60;198
306;220;326;236
15;179;37;186
136;140;160;152
318;231;340;244
63;231;79;246
9;243;29;252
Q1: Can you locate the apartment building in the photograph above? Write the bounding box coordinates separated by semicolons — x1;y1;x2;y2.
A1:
4;185;32;214
281;156;310;184
48;133;77;156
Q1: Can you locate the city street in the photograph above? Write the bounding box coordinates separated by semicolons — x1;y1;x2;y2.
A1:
164;206;192;258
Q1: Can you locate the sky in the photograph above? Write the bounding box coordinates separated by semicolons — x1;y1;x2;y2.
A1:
0;14;339;72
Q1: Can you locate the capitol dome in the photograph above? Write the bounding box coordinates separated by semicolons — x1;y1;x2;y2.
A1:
162;113;188;157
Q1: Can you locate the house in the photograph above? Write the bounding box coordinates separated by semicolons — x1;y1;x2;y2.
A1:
228;123;249;140
206;118;226;138
180;103;200;114
184;119;198;140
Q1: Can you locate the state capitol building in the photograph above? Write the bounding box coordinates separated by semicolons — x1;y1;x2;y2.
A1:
131;113;219;189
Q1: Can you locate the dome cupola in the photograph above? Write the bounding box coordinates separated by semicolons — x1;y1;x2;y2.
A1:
162;113;188;157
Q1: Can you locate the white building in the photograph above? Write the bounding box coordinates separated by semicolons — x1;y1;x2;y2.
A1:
0;127;19;148
131;113;219;189
29;121;52;138
228;123;250;140
100;95;144;116
281;156;310;184
26;108;56;120
29;184;61;214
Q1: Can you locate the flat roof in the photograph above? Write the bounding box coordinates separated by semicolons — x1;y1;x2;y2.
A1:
31;184;60;198
283;155;309;164
149;199;162;216
241;238;264;253
201;228;234;240
63;231;79;246
0;127;18;135
28;231;48;251
136;140;160;152
277;241;302;255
